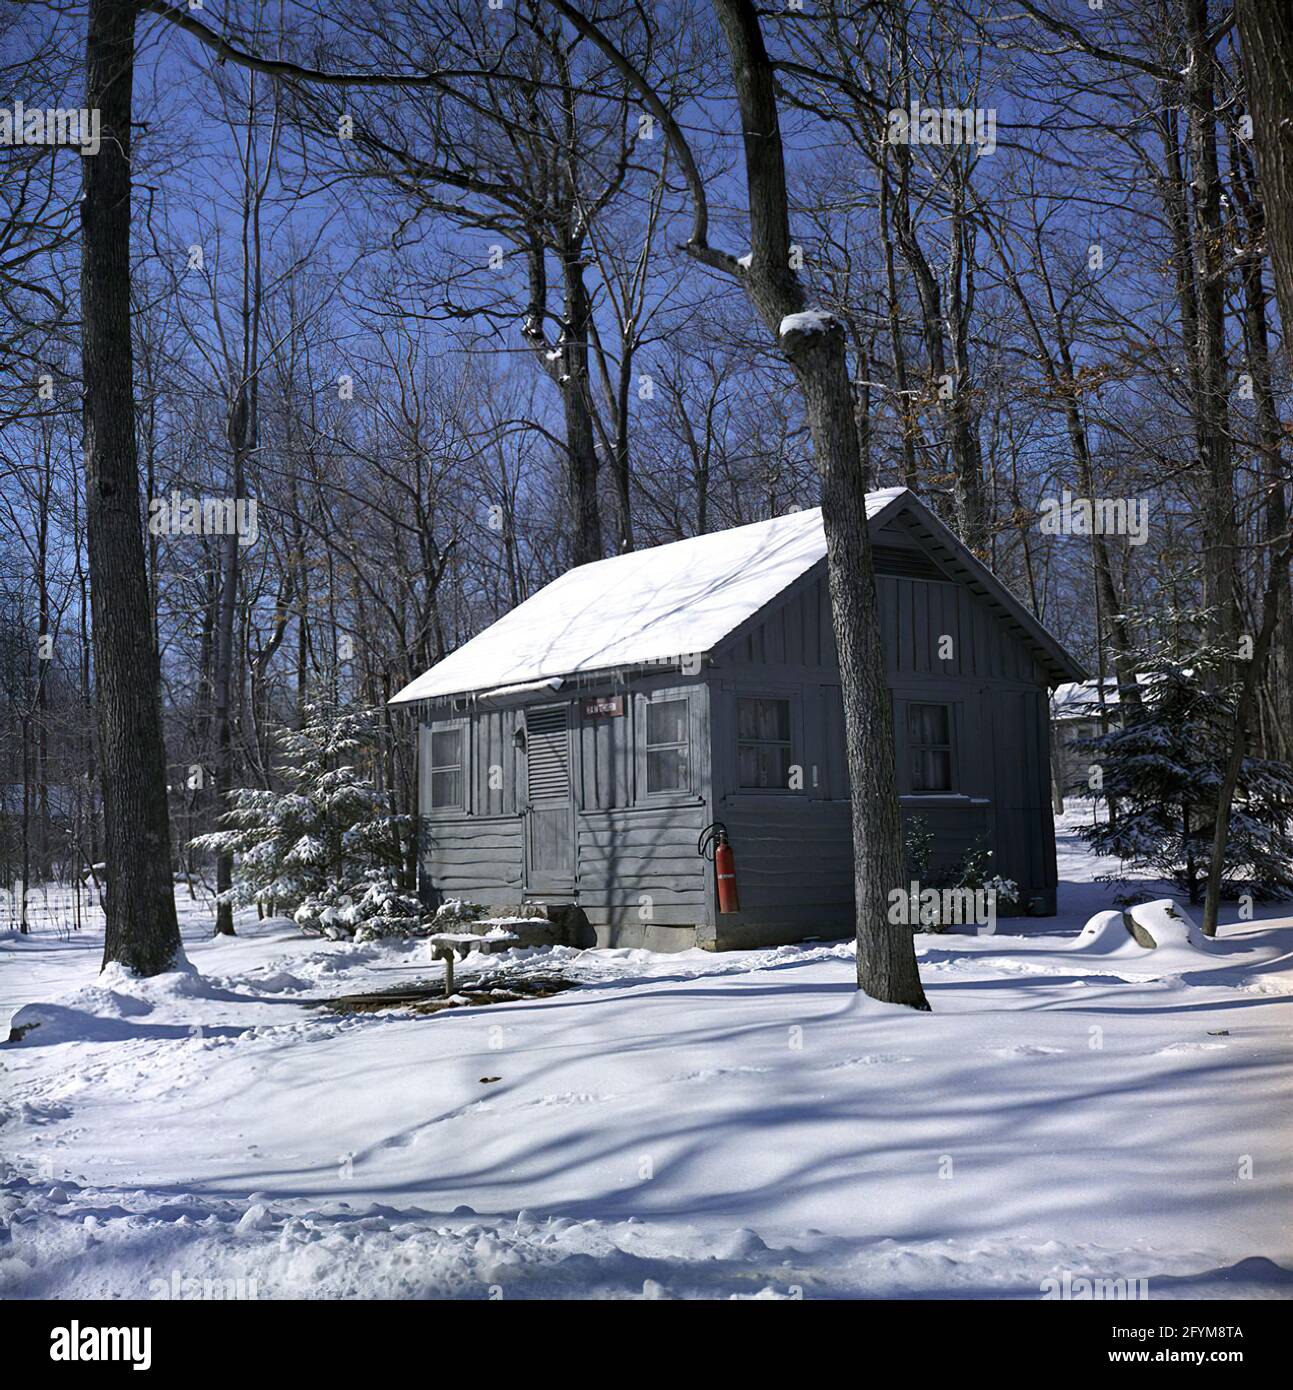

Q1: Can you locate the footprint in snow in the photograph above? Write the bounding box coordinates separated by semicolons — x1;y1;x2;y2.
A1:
672;1066;770;1083
827;1053;915;1068
519;1091;617;1108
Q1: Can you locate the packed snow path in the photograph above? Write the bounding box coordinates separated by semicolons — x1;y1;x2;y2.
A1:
2;821;1291;1299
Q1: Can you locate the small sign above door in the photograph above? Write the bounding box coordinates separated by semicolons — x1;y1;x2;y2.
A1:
581;694;625;719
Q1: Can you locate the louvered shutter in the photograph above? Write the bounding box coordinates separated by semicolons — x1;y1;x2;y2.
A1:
871;545;943;580
526;706;570;801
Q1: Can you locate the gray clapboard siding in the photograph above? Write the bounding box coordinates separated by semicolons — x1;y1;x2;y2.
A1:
717;803;854;911
419;813;524;899
576;803;708;910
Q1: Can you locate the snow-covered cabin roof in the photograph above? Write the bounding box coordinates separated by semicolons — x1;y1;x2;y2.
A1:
1051;674;1153;721
391;487;1083;704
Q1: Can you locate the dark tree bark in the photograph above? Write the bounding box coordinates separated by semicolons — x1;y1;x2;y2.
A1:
1201;0;1293;935
1235;0;1293;333
81;0;181;974
1182;0;1239;659
720;0;925;1006
877;164;921;489
889;138;984;551
1228;132;1293;761
210;409;245;937
1201;536;1293;935
556;245;604;565
689;0;929;1005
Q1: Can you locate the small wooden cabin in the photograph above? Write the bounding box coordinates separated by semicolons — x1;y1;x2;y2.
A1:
389;487;1084;950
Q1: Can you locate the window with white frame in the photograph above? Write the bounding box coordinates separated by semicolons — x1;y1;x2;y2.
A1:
645;697;690;793
429;725;464;809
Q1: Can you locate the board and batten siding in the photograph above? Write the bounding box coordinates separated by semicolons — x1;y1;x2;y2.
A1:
417;676;714;932
706;527;1059;939
417;709;525;903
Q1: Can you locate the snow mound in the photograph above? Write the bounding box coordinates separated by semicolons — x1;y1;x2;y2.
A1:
239;968;310;995
1071;898;1212;966
7;953;219;1045
1129;898;1208;950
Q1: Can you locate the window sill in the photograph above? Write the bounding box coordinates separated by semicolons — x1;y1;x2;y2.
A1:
899;793;990;807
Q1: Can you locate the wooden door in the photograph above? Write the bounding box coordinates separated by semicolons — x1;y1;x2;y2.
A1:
524;704;575;894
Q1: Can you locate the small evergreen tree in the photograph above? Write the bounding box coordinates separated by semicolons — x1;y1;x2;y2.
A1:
191;697;423;937
1079;634;1293;903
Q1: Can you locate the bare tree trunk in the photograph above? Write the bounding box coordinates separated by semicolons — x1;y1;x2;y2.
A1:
34;444;52;882
211;468;240;936
1235;0;1293;333
1202;0;1293;933
1202;537;1293;935
544;0;928;1006
888;112;983;550
1183;0;1238;660
558;247;604;566
712;0;926;1007
878;164;920;489
1049;726;1066;816
81;0;181;976
1229;142;1293;760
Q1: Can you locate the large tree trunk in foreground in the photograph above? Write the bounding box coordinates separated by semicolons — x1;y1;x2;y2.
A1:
1235;0;1293;334
1204;0;1293;935
713;0;928;1008
1201;539;1293;936
793;321;927;1006
1183;0;1239;663
82;0;181;975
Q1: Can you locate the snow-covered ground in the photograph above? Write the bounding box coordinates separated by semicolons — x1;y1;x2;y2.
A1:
2;810;1291;1300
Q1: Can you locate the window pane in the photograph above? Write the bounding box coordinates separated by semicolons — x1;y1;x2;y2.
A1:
646;747;687;793
908;702;949;746
431;728;461;769
739;743;792;789
738;697;790;742
911;749;952;793
647;699;688;748
431;768;462;808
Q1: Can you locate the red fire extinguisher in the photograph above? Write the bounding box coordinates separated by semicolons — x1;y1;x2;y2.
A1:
699;822;740;914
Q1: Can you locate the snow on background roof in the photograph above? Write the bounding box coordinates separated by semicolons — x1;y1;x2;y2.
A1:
390;488;908;703
1050;674;1155;719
